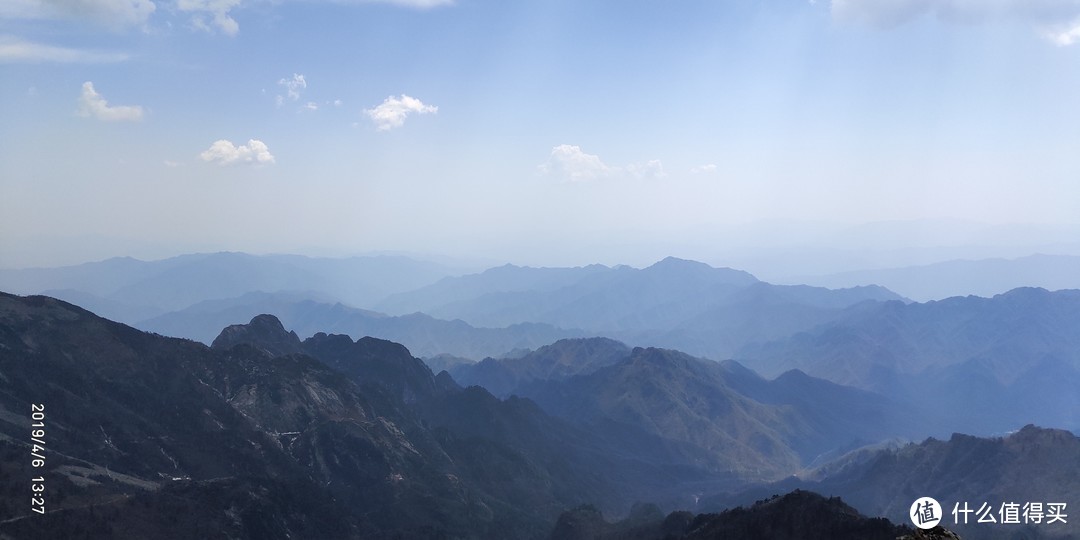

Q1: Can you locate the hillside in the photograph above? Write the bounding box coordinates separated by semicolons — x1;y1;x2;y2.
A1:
736;287;1080;433
0;293;736;538
704;426;1080;539
510;345;918;480
549;490;917;540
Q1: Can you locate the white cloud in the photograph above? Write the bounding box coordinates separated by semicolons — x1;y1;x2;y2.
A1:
1;0;452;34
831;0;1080;45
346;0;453;7
363;94;437;131
691;164;718;174
302;101;318;111
626;159;667;179
199;139;275;166
178;0;241;36
164;160;181;167
538;145;613;181
76;81;144;122
0;36;129;63
24;0;156;28
538;145;666;182
277;73;306;101
1045;19;1080;45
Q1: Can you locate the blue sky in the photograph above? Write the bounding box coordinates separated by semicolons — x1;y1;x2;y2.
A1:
3;0;1080;270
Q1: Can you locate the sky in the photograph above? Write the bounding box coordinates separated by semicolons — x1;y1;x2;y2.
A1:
3;0;1080;272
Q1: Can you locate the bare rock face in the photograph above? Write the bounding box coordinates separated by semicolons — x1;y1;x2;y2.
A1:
211;313;303;357
898;525;963;539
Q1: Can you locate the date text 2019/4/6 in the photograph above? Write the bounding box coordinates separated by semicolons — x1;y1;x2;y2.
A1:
30;403;45;515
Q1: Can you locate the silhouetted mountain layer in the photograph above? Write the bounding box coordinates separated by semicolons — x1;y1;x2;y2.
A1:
804;253;1080;302
9;255;908;363
736;287;1080;433
483;341;919;481
0;252;460;323
5;290;1076;539
139;291;588;359
549;489;917;540
704;425;1080;539
377;257;903;359
449;337;631;398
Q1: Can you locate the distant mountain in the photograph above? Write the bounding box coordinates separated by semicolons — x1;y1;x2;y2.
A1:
803;253;1080;302
137;291;588;359
449;337;631;398
380;257;904;360
633;280;904;360
376;262;614;315
736;287;1080;433
3;255;909;361
423;352;476;374
511;346;917;481
378;257;759;329
0;252;460;323
704;426;1080;539
549;490;917;540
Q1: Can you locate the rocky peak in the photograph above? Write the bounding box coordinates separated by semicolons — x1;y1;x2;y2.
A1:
302;333;438;403
210;314;303;357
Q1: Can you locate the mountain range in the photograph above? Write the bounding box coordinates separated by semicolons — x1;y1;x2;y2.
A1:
0;293;731;538
735;287;1080;434
4;250;1080;538
454;339;920;481
0;252;462;324
136;291;588;360
801;253;1080;302
0;253;911;363
2;291;1077;538
375;256;904;360
549;490;920;540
